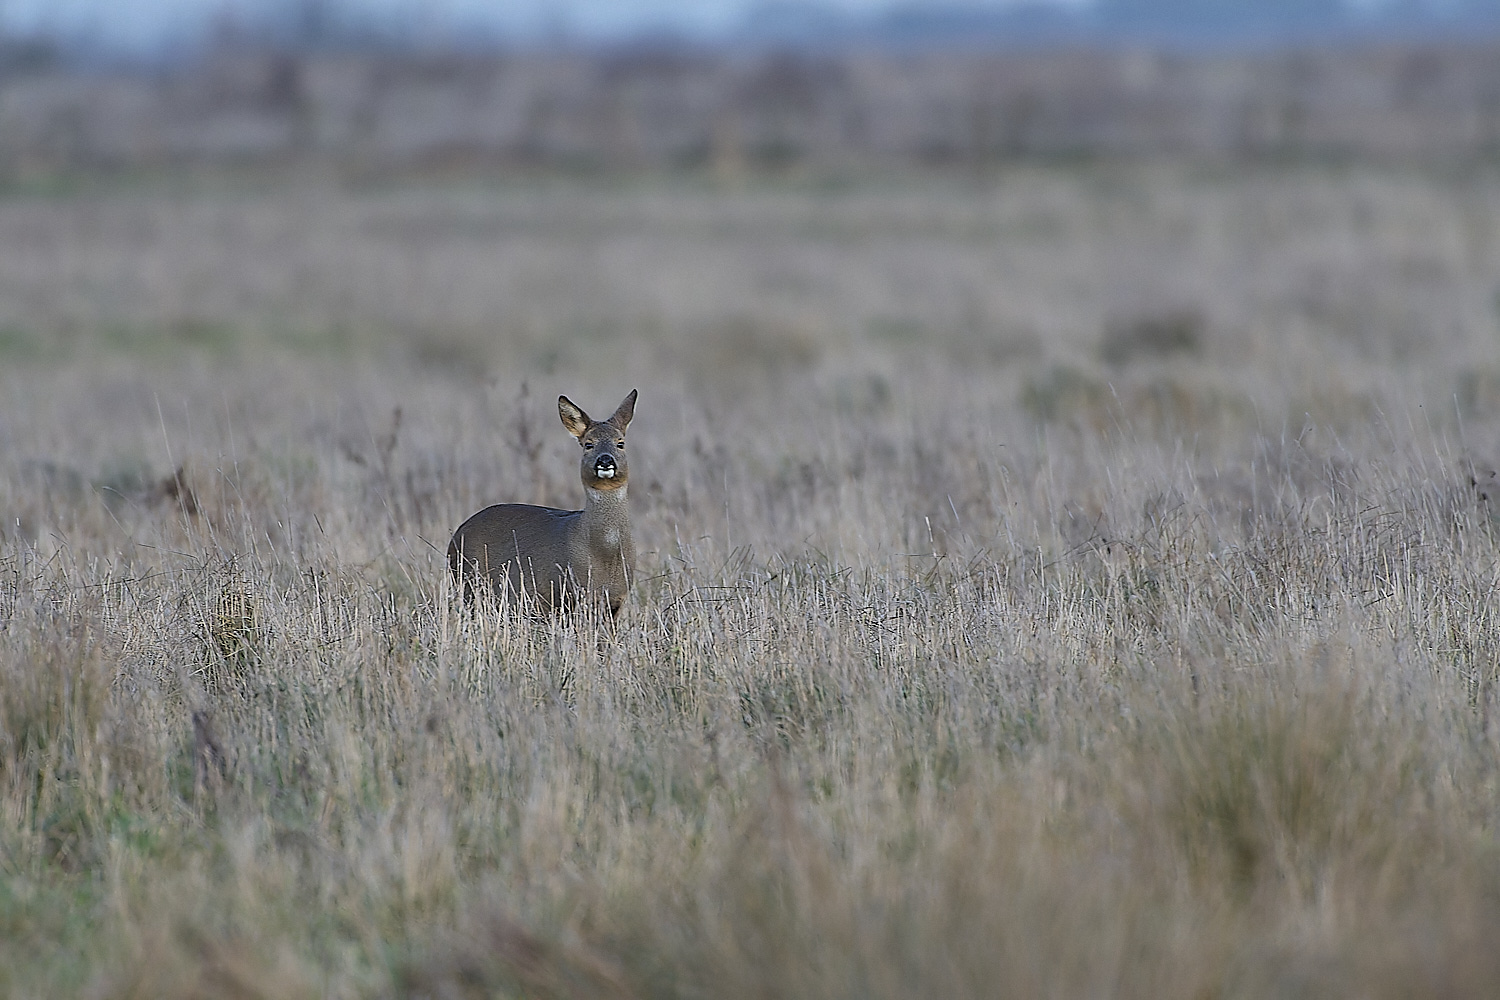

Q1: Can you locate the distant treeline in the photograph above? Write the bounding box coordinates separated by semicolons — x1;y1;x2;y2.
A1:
4;42;1500;174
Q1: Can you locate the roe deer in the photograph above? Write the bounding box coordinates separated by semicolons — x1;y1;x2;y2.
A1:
449;390;637;616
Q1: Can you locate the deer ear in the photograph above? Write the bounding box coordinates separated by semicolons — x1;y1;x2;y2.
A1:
558;395;591;438
608;389;638;431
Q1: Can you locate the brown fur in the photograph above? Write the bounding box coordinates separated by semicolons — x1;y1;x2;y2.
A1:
449;390;637;616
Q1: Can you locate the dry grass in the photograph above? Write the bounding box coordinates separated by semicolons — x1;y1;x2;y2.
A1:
4;163;1500;997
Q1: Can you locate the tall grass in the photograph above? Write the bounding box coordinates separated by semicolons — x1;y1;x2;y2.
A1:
4;165;1500;996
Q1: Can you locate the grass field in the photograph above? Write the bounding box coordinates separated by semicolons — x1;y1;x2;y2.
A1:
5;163;1500;997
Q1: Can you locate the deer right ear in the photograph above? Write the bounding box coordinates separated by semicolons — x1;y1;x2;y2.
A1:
608;389;638;431
558;395;591;438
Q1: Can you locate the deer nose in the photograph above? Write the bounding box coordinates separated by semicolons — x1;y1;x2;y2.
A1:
594;454;617;477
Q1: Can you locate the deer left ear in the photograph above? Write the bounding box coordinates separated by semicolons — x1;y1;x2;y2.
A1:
608;389;638;431
559;395;591;438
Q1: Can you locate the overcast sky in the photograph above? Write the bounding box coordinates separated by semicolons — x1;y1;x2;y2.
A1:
0;0;1431;52
3;0;1098;49
4;0;845;42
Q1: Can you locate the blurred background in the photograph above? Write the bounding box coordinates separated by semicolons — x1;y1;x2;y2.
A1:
5;0;1500;484
4;0;1500;172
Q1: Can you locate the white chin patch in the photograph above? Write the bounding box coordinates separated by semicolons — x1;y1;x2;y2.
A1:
595;467;616;479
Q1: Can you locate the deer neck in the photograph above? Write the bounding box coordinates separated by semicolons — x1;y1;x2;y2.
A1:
584;484;631;552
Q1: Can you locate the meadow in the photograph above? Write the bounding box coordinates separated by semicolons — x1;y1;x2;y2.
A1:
4;163;1500;997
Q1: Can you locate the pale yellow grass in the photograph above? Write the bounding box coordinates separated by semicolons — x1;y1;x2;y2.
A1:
3;164;1500;997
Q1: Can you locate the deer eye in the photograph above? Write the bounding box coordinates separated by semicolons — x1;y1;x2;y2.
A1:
616;441;625;449
584;442;595;449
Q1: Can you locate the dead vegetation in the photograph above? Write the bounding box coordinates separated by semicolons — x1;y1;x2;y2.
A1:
3;164;1500;995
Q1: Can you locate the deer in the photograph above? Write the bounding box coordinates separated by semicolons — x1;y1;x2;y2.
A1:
449;390;637;617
